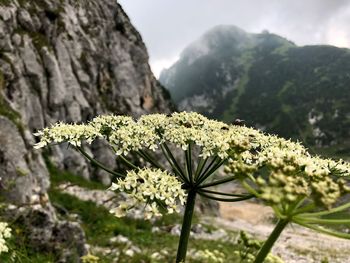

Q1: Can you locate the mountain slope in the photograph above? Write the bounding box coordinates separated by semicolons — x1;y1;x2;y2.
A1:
160;25;350;154
0;0;172;260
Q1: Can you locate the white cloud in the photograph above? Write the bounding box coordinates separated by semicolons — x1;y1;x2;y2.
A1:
119;0;350;76
150;56;179;78
325;5;350;48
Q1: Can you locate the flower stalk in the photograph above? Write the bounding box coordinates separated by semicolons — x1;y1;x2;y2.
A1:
253;218;289;263
176;190;197;263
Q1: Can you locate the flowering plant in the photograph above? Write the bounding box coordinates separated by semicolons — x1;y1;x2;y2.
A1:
34;112;350;262
0;222;11;255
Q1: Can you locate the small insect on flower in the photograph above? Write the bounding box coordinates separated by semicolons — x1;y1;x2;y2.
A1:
183;122;192;128
232;118;245;126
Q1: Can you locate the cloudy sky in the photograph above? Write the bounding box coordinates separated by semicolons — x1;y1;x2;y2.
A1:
119;0;350;77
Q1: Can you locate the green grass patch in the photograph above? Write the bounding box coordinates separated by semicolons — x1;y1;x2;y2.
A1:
0;218;56;263
45;154;106;190
49;188;241;262
0;69;25;134
49;189;175;247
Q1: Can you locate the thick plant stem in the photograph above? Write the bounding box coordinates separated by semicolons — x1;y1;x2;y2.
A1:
254;218;289;263
176;190;197;263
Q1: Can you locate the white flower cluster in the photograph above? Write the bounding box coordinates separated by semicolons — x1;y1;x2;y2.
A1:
108;122;160;155
34;112;259;159
33;112;350;209
0;222;11;254
34;122;101;148
225;130;350;208
109;168;187;219
188;249;225;263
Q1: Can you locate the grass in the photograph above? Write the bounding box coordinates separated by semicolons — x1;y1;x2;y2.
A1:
0;212;56;263
45;154;106;190
0;69;25;134
45;160;242;262
1;157;243;262
49;188;241;262
5;151;348;262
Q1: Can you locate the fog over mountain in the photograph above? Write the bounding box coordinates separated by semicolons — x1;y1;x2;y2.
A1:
159;25;350;157
120;0;350;76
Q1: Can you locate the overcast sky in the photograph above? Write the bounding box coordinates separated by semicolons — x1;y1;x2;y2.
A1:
119;0;350;77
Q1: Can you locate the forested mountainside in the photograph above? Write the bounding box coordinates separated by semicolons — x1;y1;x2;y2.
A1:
0;0;172;260
160;25;350;156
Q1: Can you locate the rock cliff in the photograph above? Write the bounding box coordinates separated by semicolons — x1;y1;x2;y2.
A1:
0;0;172;260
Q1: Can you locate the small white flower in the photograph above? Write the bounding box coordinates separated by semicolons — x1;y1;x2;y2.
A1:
0;222;11;255
125;249;134;257
109;168;187;219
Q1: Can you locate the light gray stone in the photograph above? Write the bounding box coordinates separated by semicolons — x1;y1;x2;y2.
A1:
0;0;173;260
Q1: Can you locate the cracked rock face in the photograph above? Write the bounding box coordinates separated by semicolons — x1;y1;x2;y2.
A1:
0;0;173;260
0;0;172;183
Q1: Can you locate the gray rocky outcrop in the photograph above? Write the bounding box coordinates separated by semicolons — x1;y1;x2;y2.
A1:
0;0;172;260
0;0;172;184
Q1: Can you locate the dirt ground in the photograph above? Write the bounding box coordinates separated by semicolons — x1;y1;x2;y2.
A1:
216;201;350;263
58;182;350;262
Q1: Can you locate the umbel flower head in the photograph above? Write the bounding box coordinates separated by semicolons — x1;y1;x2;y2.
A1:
34;112;257;159
109;168;186;219
34;111;350;220
225;132;350;209
33;112;261;219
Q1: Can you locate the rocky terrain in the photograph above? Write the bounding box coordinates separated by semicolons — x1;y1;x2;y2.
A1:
1;2;349;262
216;202;350;263
52;179;350;262
0;0;172;260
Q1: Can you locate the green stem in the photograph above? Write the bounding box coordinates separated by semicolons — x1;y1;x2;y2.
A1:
176;190;197;263
299;202;350;218
293;219;350;239
137;150;165;170
195;156;218;184
162;143;187;179
199;189;251;197
76;147;125;178
160;145;188;184
198;175;237;188
241;180;260;197
119;155;138;170
294;216;350;225
197;191;253;202
195;158;226;186
254;219;289;263
194;157;208;182
292;202;316;215
185;143;193;185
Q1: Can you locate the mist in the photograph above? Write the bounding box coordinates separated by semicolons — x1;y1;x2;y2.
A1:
119;0;350;76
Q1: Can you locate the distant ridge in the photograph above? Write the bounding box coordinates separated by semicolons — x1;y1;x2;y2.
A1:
160;25;350;157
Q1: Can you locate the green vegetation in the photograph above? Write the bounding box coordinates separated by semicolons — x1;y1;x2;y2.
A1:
0;209;56;263
46;163;241;262
50;189;241;262
45;155;106;190
222;50;253;122
0;0;12;6
13;27;52;51
160;26;350;157
0;70;24;134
